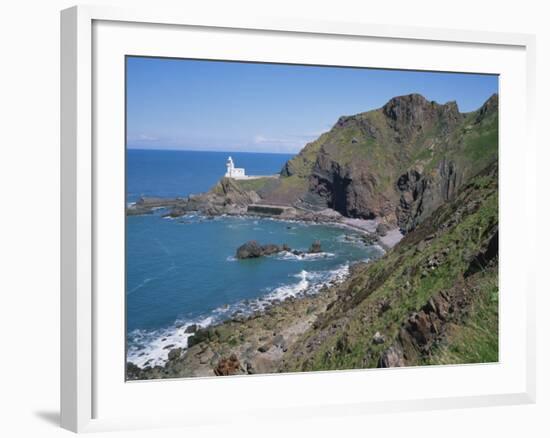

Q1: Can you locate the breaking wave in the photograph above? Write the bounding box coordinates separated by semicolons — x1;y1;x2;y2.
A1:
127;263;349;368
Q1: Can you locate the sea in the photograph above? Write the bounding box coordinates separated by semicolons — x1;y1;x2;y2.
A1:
126;149;384;368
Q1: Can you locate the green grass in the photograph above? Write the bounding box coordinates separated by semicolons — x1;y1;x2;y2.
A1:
234;177;274;192
462;125;498;163
283;166;498;372
425;270;498;365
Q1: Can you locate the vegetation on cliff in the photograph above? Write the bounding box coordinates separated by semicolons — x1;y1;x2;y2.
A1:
264;93;498;232
281;161;498;371
127;93;499;379
128;161;498;379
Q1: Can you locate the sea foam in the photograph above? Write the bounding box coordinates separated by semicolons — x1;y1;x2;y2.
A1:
127;262;350;368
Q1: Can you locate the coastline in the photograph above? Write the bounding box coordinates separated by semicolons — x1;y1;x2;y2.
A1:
128;197;404;251
126;182;404;377
126;213;399;379
127;259;358;379
124;90;500;380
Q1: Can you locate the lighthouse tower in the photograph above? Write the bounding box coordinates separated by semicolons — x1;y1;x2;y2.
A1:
225;156;246;178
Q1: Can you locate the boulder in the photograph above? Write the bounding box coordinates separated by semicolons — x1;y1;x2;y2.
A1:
378;345;406;367
184;324;198;334
376;223;389;237
261;243;282;256
372;331;385;345
187;327;213;347
235;241;290;259
213;353;242;376
167;348;182;361
236;240;264;259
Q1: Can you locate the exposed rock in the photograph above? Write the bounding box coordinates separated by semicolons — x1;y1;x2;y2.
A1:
465;228;498;277
187;327;214;348
372;331;385;345
273;334;287;350
236;240;264;259
378;345;406;367
258;343;271;353
396;160;463;232
184;324;198;334
167;348;182;361
271;93;497;232
376;223;389;236
235;241;290;259
126;362;142;380
213;353;242;376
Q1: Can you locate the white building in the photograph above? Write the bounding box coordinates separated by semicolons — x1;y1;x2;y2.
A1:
225;156;246;179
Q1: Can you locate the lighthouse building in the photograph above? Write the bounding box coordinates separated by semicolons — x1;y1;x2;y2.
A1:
225;156;246;179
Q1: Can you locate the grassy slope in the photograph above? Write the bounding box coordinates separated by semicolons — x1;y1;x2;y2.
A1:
282;162;498;371
424;269;498;365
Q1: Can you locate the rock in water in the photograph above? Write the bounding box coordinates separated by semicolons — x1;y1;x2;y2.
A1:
236;240;264;259
261;243;282;256
235;241;290;259
309;240;322;253
184;324;198;334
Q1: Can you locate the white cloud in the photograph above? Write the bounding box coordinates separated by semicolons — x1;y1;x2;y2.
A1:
137;134;158;141
252;128;329;153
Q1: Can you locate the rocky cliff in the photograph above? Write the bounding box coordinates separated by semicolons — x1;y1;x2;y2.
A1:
269;93;498;232
128;160;499;379
281;160;499;371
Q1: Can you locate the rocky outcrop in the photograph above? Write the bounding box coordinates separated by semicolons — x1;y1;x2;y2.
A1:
396;159;463;232
235;241;290;259
126;196;185;216
235;240;325;259
308;157;393;220
147;177;261;218
271;93;498;233
214;354;243;376
280;161;499;373
382;94;462;140
127;162;498;380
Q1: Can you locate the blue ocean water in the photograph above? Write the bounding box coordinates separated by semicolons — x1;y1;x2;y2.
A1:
126;149;293;203
126;149;383;367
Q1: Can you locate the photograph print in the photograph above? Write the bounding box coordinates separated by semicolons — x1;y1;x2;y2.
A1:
125;57;498;380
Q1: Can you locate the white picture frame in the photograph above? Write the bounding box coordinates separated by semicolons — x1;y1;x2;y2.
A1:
60;4;537;433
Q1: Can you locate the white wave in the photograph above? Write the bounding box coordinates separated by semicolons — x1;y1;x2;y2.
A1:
127;263;351;369
127;315;214;368
226;256;237;262
275;251;335;261
264;270;310;301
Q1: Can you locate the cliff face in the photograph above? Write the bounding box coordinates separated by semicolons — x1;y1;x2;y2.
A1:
271;93;498;232
281;161;499;371
129;161;499;379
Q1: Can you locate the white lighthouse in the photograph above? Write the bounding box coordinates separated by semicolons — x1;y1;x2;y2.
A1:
225;156;246;179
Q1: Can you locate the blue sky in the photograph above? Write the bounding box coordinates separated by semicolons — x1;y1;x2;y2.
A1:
126;57;498;154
